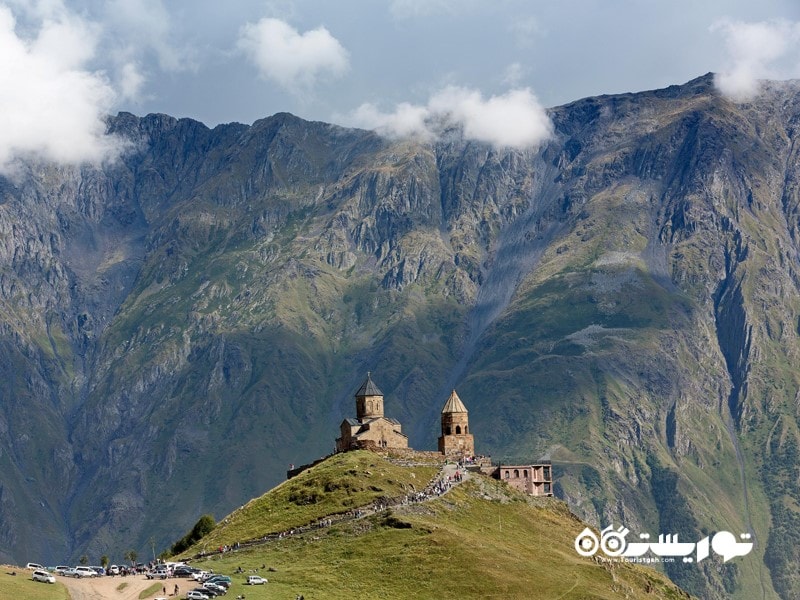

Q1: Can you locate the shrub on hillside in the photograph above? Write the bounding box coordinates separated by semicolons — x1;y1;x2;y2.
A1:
170;514;216;555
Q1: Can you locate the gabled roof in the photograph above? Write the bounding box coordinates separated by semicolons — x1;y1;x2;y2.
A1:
441;389;468;413
355;372;383;397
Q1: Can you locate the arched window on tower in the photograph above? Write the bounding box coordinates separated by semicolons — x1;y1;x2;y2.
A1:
514;469;520;478
464;425;468;434
456;425;461;434
504;470;510;479
524;470;529;478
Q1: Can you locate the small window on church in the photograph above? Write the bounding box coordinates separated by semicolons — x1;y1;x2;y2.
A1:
504;470;510;479
524;470;529;478
464;425;468;434
456;425;461;434
514;469;519;478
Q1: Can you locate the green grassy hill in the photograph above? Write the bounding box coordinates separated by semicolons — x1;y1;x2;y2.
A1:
178;450;690;600
0;570;69;600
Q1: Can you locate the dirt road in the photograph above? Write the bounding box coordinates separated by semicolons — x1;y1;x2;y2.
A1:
60;575;172;600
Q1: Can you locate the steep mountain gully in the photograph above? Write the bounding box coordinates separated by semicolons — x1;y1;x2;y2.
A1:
713;259;766;600
413;156;566;442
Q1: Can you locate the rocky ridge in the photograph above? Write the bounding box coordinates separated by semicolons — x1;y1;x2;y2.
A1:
1;74;800;598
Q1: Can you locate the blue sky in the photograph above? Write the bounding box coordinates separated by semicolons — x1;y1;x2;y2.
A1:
1;0;800;171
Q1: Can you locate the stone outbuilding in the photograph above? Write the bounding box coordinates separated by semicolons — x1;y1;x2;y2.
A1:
335;373;408;452
495;463;553;496
438;389;475;457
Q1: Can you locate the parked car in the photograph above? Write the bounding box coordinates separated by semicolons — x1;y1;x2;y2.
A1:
108;564;119;575
74;566;98;578
203;581;227;595
186;591;210;600
25;562;44;570
146;569;169;579
192;570;210;581
54;565;71;575
206;575;231;587
173;565;197;577
90;566;106;576
247;575;267;585
32;569;56;583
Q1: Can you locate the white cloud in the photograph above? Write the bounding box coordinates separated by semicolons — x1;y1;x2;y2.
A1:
103;0;186;73
711;18;800;101
502;62;526;86
430;87;553;148
347;102;433;140
0;3;123;173
118;62;145;102
237;17;349;92
342;87;553;150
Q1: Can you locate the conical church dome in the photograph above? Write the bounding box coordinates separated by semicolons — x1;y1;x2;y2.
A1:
441;389;468;413
355;372;383;397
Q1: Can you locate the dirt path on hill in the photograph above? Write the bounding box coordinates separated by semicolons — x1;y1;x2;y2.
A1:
60;575;168;600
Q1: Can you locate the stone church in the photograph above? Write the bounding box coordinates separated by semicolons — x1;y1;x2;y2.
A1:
335;374;477;458
335;373;409;452
329;374;553;497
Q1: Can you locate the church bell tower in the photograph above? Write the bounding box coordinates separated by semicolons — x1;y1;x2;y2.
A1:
438;389;475;457
355;372;384;419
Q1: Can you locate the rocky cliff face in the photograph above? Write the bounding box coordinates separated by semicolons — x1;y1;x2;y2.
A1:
2;74;800;598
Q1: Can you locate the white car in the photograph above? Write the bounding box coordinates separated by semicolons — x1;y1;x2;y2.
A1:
203;582;226;595
25;562;44;570
191;570;209;581
54;565;70;575
32;569;56;583
74;565;98;578
146;568;169;579
186;591;210;600
247;575;267;585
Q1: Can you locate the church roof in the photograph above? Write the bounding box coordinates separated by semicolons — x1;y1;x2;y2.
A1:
355;372;383;397
441;389;468;413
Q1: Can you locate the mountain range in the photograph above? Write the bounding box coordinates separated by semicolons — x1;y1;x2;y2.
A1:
1;73;800;599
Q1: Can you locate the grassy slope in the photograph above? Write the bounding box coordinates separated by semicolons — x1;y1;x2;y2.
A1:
186;450;441;552
180;453;690;600
0;570;69;600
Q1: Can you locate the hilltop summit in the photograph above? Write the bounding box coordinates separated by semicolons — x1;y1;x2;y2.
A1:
179;450;690;600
